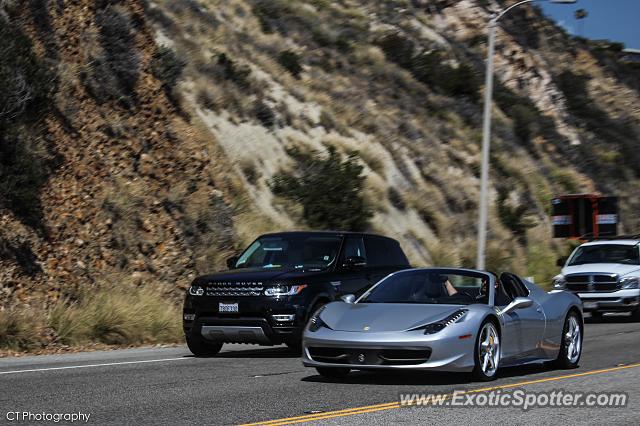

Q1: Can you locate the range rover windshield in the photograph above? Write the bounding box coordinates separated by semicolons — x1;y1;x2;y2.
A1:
234;235;342;270
359;269;488;305
568;244;640;266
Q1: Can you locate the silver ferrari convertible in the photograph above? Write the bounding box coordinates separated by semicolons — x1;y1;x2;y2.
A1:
302;268;583;381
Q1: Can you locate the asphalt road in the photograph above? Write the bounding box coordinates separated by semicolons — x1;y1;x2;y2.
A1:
1;315;638;425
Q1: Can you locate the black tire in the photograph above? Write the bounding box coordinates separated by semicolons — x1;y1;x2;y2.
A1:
631;307;640;322
590;311;603;320
472;319;500;382
555;311;582;369
316;367;350;379
186;334;223;357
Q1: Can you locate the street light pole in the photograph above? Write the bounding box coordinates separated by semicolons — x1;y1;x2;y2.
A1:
476;18;497;271
475;0;577;270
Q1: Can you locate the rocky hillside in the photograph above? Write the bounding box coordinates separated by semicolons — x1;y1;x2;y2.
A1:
2;0;640;314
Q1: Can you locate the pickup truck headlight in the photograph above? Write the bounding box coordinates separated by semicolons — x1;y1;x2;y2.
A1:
620;277;640;289
553;276;567;289
188;285;204;296
264;285;307;296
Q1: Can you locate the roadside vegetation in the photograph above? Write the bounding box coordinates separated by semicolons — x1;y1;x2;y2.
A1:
0;278;182;353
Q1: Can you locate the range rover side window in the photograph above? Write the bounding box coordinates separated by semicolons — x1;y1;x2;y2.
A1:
343;236;366;260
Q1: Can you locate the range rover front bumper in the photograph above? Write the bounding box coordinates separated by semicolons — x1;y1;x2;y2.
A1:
578;289;640;313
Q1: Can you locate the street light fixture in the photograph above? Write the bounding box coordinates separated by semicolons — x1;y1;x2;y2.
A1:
476;0;577;271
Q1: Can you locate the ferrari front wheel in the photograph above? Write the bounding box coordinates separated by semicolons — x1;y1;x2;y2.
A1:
555;311;582;369
472;320;500;381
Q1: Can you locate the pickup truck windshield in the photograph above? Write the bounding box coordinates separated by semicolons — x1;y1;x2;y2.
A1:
235;235;342;270
568;244;640;266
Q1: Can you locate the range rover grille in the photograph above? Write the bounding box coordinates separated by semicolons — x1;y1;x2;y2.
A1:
565;274;619;292
205;282;264;297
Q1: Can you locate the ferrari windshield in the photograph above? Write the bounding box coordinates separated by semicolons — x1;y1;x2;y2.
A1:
568;244;640;266
359;269;488;305
234;234;342;270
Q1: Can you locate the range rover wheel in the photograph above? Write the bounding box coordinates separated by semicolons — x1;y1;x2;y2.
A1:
315;367;350;379
186;334;223;357
555;311;582;369
472;320;500;381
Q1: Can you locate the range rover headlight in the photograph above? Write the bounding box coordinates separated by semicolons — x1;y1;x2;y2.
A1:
412;309;468;335
620;276;640;289
553;275;567;289
264;284;307;296
188;285;204;296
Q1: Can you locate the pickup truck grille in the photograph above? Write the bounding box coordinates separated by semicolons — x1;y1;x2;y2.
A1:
565;274;619;292
204;282;264;297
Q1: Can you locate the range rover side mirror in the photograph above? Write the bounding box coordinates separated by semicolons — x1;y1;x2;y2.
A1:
342;256;366;269
556;256;568;267
226;256;239;269
341;294;356;304
499;297;534;315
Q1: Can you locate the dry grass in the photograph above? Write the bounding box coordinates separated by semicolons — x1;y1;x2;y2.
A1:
1;278;183;352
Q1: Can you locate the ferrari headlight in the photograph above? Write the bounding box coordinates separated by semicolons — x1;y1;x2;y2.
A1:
417;309;468;335
308;306;329;332
188;285;204;296
264;285;307;296
553;275;566;290
620;276;640;289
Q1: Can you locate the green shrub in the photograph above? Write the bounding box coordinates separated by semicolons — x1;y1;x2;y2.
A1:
85;6;139;106
376;33;480;102
151;46;186;91
496;188;535;243
0;21;55;227
253;100;275;127
270;146;372;231
278;50;303;78
216;53;251;88
557;70;640;177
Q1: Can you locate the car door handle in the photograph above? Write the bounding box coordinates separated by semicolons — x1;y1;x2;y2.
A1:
536;307;542;313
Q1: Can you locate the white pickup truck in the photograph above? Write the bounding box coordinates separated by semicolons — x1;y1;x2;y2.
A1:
553;238;640;320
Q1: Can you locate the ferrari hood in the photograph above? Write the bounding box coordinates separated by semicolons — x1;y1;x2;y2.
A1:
320;302;464;332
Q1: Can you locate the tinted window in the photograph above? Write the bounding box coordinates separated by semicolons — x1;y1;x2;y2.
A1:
568;244;640;265
364;237;408;267
343;236;366;259
235;235;341;270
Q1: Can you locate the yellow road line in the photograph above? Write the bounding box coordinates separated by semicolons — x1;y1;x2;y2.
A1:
240;362;640;426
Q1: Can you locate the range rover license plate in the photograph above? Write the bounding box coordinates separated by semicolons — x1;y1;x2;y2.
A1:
583;301;598;310
219;302;239;313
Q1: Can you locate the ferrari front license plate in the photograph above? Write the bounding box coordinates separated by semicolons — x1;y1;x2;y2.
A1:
219;302;239;313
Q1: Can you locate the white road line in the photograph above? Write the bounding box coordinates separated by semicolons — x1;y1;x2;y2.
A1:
0;357;191;375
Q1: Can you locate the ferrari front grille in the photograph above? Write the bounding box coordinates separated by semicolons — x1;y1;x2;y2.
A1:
308;347;432;366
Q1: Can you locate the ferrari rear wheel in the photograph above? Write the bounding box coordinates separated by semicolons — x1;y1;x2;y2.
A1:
473;320;500;381
315;367;350;379
555;311;582;369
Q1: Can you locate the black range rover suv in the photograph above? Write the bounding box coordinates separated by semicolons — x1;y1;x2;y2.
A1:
183;231;410;355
